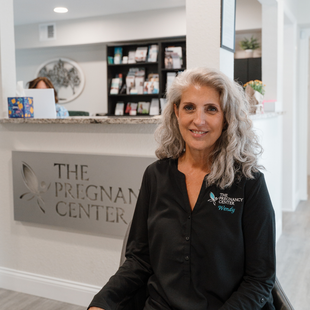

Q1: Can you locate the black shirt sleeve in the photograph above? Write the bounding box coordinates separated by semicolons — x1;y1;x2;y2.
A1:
219;173;276;309
87;167;153;310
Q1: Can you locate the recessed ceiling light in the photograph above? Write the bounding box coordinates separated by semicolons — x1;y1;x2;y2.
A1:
54;7;68;13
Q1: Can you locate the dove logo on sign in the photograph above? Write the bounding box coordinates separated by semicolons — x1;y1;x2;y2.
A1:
20;162;51;213
208;192;218;206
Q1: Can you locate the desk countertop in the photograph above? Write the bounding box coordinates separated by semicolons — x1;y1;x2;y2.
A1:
0;112;283;125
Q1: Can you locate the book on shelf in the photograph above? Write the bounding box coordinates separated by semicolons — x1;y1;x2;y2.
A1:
128;51;136;64
166;72;177;92
135;47;148;62
149;98;160;115
110;77;122;94
147;45;158;62
165;46;182;69
114;47;123;64
137;102;150;114
115;102;124;115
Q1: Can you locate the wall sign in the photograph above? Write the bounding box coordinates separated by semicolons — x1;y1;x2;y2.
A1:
36;58;85;104
220;0;236;52
12;151;155;237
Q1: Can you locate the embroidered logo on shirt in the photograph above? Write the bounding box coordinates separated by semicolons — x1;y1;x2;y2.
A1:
208;192;243;214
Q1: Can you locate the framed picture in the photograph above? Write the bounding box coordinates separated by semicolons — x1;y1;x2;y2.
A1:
35;58;85;104
220;0;236;53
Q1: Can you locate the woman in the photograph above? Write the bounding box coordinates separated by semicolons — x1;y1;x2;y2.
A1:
88;67;276;310
27;77;69;118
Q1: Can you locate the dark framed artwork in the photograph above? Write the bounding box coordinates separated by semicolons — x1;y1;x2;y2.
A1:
220;0;236;53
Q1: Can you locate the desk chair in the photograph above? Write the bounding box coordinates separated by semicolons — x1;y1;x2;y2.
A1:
68;110;89;116
120;222;294;310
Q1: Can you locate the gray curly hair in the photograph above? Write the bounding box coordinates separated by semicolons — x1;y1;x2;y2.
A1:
154;67;263;189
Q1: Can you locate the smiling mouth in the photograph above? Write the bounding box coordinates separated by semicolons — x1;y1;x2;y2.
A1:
190;130;208;134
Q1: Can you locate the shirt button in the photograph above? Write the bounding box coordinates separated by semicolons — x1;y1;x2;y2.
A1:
185;237;190;241
188;215;191;219
260;298;265;303
185;256;189;261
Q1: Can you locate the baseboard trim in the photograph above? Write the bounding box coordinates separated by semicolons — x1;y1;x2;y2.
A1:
0;266;101;307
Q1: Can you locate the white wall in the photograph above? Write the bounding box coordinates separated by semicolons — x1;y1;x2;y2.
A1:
16;44;107;115
0;0;16;117
253;115;283;241
236;0;262;31
15;7;186;49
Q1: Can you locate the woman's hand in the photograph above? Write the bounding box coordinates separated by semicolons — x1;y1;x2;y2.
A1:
88;308;104;310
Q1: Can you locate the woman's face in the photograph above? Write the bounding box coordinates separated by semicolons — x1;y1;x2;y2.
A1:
174;84;224;156
36;80;48;89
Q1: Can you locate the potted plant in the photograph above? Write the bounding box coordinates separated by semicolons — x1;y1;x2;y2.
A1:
240;36;260;57
243;80;265;114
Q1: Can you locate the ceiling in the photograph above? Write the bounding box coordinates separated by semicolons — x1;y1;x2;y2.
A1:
13;0;310;28
13;0;186;26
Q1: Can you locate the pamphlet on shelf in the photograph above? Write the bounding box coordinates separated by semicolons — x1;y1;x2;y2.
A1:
147;45;158;62
125;102;138;115
130;103;138;115
165;46;182;69
138;102;150;114
110;78;121;94
144;81;159;94
147;73;159;81
126;68;139;94
166;72;177;92
149;98;160;115
114;47;123;64
135;47;148;62
115;102;124;115
128;51;136;63
134;68;145;94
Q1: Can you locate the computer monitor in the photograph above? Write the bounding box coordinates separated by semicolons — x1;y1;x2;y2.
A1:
23;88;57;119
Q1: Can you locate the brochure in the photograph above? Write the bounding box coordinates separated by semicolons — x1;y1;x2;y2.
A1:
166;72;177;92
135;47;148;62
110;78;121;94
137;102;150;114
128;51;136;63
149;98;160;115
147;45;158;62
165;46;182;69
115;102;124;115
114;47;123;64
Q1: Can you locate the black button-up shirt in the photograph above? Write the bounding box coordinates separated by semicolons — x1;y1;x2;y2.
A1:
89;158;276;310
